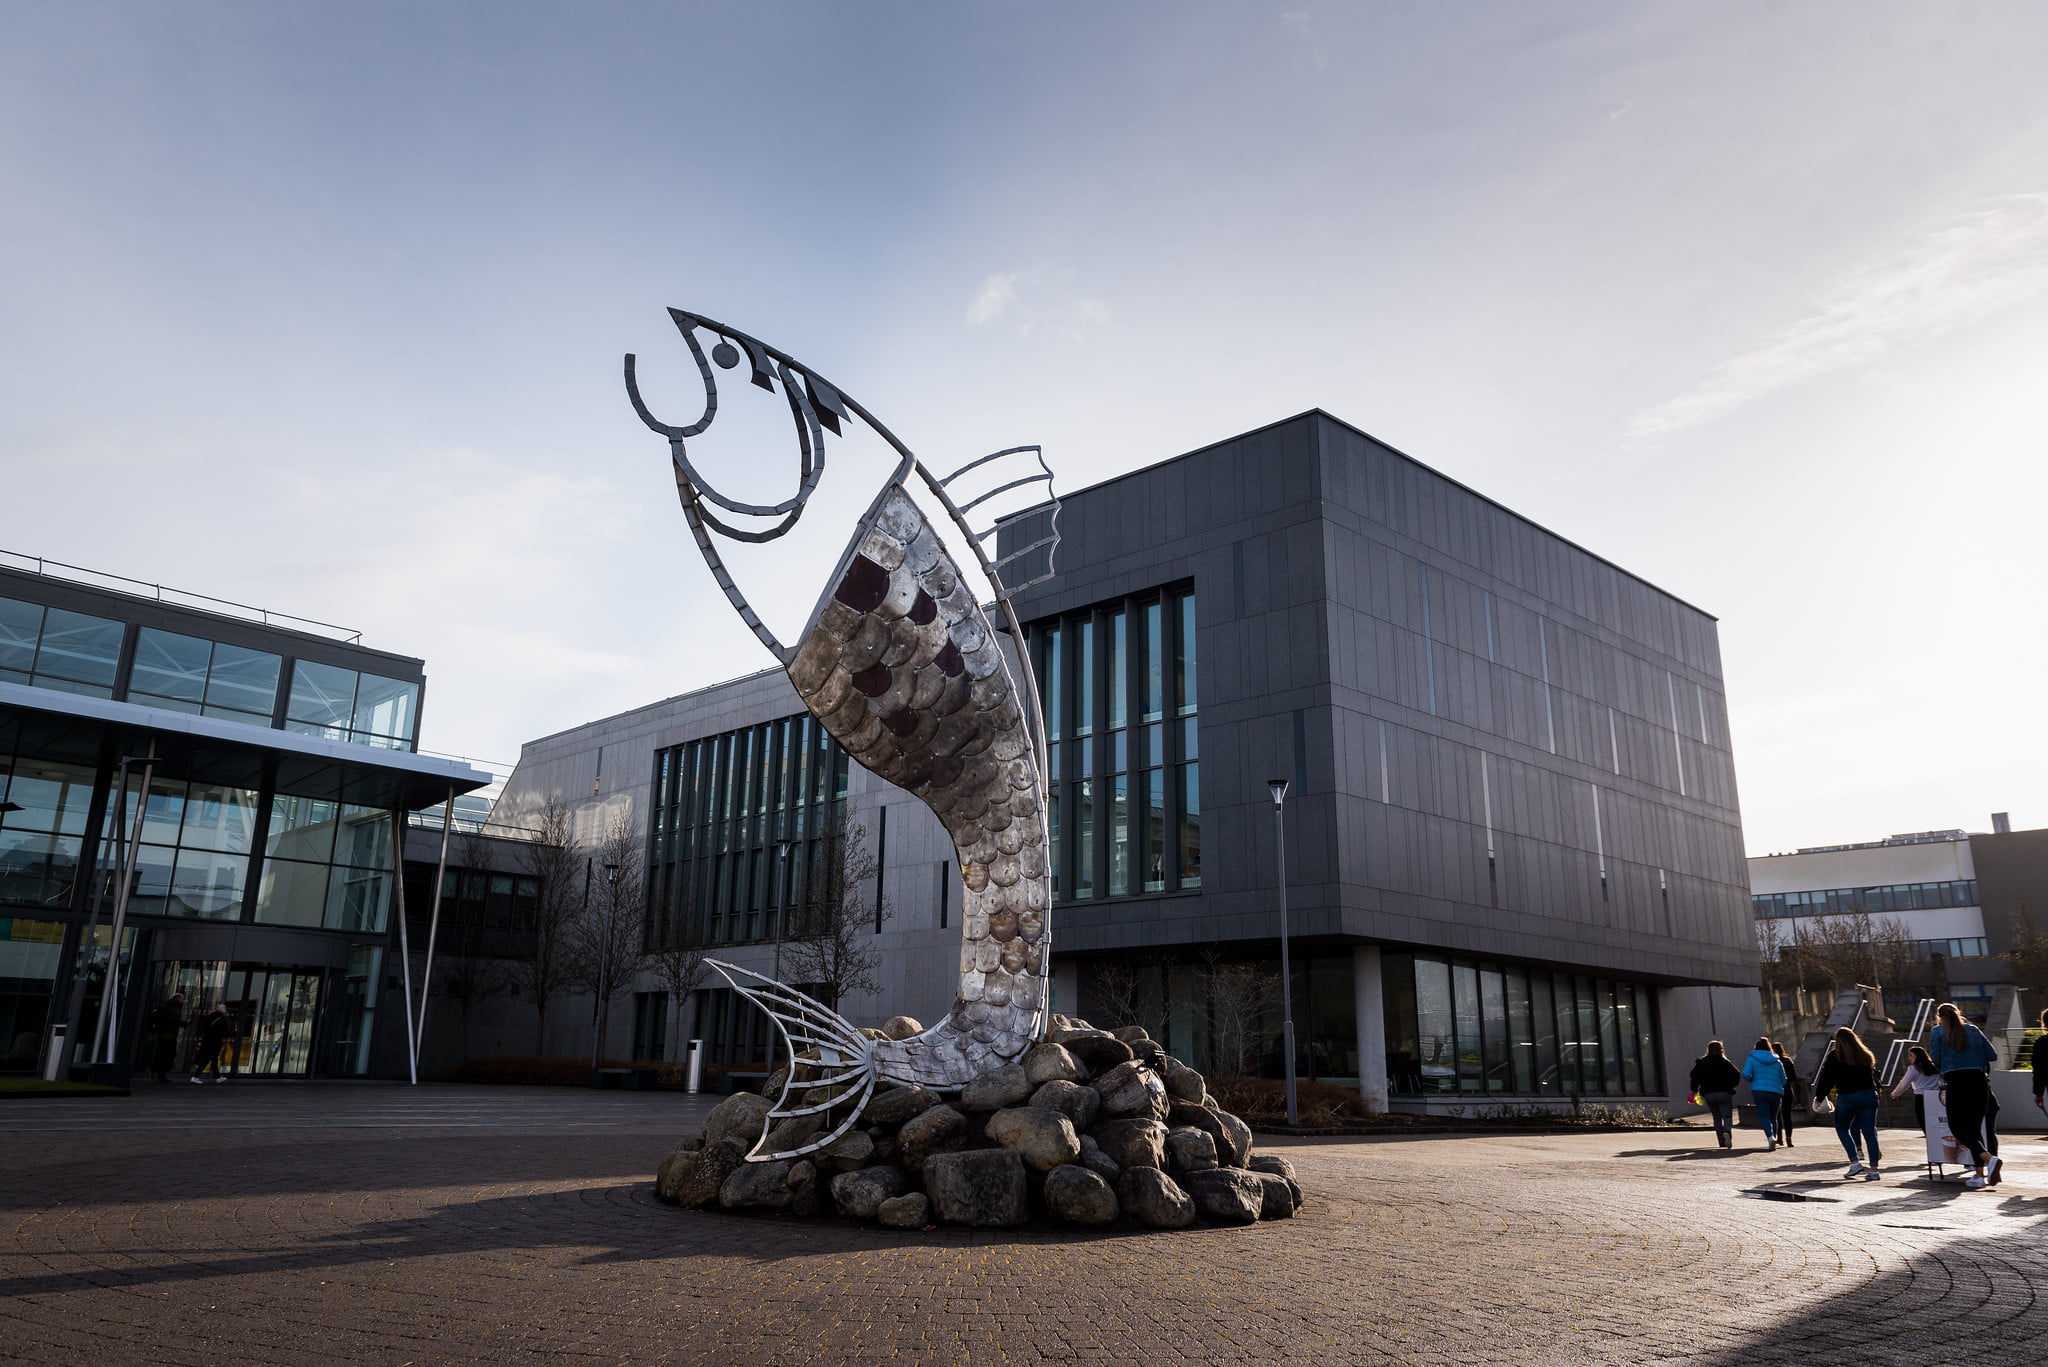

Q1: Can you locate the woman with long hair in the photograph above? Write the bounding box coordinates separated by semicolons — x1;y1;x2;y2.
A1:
1929;1002;2001;1189
1889;1044;1942;1133
1689;1040;1742;1149
1811;1026;1882;1179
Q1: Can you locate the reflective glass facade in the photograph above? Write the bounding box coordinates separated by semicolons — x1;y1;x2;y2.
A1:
1750;880;1977;919
1029;585;1198;903
0;592;419;751
648;714;850;948
1382;951;1664;1097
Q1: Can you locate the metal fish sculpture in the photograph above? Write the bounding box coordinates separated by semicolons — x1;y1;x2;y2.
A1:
624;309;1061;1161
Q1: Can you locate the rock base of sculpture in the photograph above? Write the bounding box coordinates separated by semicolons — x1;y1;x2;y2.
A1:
653;1015;1303;1230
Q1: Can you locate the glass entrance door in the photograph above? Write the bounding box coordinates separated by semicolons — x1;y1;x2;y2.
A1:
147;961;322;1078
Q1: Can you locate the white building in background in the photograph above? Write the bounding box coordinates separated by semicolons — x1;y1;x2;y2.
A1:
1748;827;1999;1021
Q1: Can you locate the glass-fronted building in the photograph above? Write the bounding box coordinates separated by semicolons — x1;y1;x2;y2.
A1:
485;411;1758;1110
0;560;488;1080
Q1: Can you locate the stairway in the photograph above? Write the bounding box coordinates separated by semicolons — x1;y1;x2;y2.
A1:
1794;986;1879;1085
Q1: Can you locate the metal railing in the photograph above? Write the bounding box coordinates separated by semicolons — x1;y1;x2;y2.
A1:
0;548;363;643
1881;998;1935;1087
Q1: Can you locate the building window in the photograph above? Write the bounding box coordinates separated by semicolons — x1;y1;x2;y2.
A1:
284;661;419;751
1383;952;1664;1098
1751;880;1978;919
0;598;124;698
648;714;848;949
129;629;283;727
0;755;94;911
103;776;262;923
253;797;395;932
1030;584;1196;903
0;916;66;1074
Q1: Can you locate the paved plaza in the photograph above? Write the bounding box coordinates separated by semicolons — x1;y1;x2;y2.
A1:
1;1085;2044;1365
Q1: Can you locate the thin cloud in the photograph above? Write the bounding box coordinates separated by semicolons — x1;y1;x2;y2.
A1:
964;267;1109;338
1628;193;2048;441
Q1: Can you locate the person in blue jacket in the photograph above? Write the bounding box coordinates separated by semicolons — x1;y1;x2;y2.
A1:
1741;1036;1788;1151
1929;1002;2001;1189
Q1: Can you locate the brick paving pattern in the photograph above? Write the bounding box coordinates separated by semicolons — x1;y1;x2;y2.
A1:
2;1084;2045;1364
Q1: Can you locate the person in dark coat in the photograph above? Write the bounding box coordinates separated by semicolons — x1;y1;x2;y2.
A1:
190;1004;235;1084
1810;1026;1882;1180
1770;1039;1802;1149
1689;1041;1742;1148
145;992;185;1083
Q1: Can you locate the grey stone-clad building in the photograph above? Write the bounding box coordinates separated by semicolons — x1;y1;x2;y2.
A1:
490;410;1760;1111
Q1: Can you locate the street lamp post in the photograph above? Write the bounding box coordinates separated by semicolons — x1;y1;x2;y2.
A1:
1268;777;1298;1128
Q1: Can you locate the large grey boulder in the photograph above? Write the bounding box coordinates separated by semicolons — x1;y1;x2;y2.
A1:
1077;1134;1121;1182
1064;1035;1135;1073
881;1015;924;1040
1162;1057;1207;1103
1112;1025;1151;1044
1024;1041;1087;1087
1248;1170;1296;1219
1029;1079;1101;1131
759;1111;822;1155
878;1192;930;1228
1247;1154;1297;1181
959;1063;1033;1112
788;1160;822;1217
923;1148;1029;1227
896;1104;971;1170
1093;1060;1168;1119
829;1165;908;1220
1128;1037;1168;1070
655;1149;696;1203
1183;1168;1264;1225
701;1092;773;1148
1092;1117;1166;1170
674;1137;748;1208
1117;1167;1196;1228
863;1084;940;1129
719;1158;792;1211
1164;1125;1218;1174
817;1129;876;1172
1205;1104;1253;1167
1170;1100;1250;1166
1044;1165;1119;1225
984;1107;1081;1172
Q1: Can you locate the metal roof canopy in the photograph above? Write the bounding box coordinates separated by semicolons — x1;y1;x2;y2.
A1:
0;683;491;811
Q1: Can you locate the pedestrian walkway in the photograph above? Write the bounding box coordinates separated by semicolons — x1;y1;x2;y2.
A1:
2;1090;2044;1365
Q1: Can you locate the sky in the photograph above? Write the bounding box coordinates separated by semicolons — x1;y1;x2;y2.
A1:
3;1;2047;857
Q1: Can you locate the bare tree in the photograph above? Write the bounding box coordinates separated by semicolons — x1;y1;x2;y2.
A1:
781;809;889;1012
645;867;710;1061
512;795;582;1055
1089;961;1142;1030
1200;948;1279;1078
569;807;646;1063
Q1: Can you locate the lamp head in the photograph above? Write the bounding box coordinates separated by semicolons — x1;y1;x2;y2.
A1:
1267;778;1290;807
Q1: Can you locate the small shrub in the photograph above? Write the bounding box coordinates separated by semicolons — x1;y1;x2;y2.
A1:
1206;1075;1379;1126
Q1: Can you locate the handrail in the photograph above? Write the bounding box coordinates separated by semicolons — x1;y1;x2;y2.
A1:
0;548;363;643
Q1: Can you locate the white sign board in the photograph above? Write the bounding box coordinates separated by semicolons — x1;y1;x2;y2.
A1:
1925;1087;1963;1166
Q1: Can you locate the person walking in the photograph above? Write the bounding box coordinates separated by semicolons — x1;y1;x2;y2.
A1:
1741;1036;1788;1150
1770;1039;1802;1150
1690;1040;1742;1148
1810;1026;1883;1180
144;992;185;1084
1928;1002;2000;1189
1890;1044;1942;1133
190;1003;235;1085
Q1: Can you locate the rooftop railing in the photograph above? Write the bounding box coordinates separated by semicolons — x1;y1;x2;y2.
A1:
0;548;363;643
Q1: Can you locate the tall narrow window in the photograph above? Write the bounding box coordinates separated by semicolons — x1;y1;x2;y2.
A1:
1175;590;1199;888
1108;609;1128;895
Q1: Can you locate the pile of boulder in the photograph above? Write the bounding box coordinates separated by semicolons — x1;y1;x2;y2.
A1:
654;1015;1303;1230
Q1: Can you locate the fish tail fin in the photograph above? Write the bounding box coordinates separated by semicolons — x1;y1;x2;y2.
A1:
705;959;878;1162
